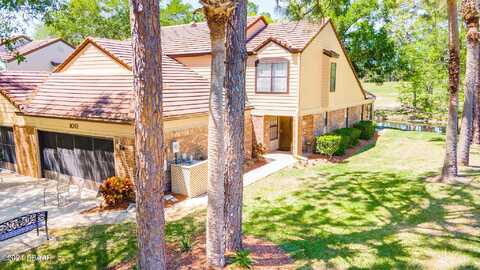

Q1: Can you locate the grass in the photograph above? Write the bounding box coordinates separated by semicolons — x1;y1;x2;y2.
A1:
363;81;402;110
1;215;204;270
2;130;480;269
243;130;480;269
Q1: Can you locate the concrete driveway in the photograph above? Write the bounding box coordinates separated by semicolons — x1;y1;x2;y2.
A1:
0;171;128;261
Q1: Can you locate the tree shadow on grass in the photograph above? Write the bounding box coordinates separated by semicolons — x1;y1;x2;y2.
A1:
0;216;202;270
244;170;480;269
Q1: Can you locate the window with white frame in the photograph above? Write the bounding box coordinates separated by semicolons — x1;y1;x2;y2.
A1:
256;61;288;93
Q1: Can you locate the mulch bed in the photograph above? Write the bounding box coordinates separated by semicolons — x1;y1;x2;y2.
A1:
81;194;187;215
109;235;294;270
305;132;380;163
244;158;269;173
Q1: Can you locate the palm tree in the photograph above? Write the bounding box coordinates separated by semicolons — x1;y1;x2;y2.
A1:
441;0;461;181
224;0;247;252
458;0;479;166
130;0;167;269
199;0;235;267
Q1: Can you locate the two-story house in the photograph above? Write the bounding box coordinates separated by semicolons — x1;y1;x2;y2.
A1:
166;16;374;155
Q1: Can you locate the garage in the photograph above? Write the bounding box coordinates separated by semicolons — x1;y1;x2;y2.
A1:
0;126;16;171
38;131;115;186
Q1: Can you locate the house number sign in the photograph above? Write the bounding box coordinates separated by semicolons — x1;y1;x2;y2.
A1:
69;123;79;129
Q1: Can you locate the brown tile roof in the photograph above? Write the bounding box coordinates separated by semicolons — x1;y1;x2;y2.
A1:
0;38;73;62
0;71;49;108
158;17;327;55
247;19;329;53
23;40;210;122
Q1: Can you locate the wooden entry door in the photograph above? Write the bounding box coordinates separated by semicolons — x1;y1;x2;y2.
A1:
279;117;292;151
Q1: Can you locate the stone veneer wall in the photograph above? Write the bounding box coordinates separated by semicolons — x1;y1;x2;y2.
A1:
327;108;346;132
13;125;41;178
301;105;367;154
348;105;363;127
302;115;314;153
251;115;271;152
115;111;253;191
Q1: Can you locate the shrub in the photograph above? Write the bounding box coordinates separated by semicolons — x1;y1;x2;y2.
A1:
316;134;342;158
230;249;254;269
252;143;266;159
99;176;135;207
179;234;192;253
353;120;376;140
335;128;362;147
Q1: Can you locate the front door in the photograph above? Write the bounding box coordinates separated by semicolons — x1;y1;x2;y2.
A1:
279;117;292;151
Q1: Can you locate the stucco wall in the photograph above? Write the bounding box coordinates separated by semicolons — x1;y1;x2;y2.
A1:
299;22;368;115
0;95;21;126
7;41;74;71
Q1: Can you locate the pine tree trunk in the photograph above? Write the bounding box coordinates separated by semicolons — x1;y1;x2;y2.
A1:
202;1;234;266
442;0;461;180
130;0;166;269
224;0;247;252
458;0;479;166
473;11;480;144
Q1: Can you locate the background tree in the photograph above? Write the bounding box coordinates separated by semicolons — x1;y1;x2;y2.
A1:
224;0;247;252
44;0;130;45
458;0;479;166
42;0;201;45
442;0;461;181
0;0;58;60
276;0;401;83
395;1;452;118
247;1;273;22
130;0;167;268
199;0;234;267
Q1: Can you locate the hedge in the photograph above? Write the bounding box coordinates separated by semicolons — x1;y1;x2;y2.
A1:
316;134;342;157
353;120;376;140
334;128;362;147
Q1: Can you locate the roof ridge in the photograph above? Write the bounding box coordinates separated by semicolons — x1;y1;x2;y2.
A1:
160;15;263;29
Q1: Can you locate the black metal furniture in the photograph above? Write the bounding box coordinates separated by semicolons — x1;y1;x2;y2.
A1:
0;211;49;241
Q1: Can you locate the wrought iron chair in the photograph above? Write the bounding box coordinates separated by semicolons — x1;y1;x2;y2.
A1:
43;177;71;207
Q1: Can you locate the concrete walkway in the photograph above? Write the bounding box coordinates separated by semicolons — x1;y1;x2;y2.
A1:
0;152;296;261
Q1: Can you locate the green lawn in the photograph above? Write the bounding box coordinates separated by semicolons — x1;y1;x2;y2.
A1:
363;81;402;110
2;130;480;270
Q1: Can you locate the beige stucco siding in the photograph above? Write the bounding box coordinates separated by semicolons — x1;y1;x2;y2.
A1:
0;95;23;126
59;44;130;74
299;22;368;115
6;41;74;71
21;114;210;139
22;115;133;138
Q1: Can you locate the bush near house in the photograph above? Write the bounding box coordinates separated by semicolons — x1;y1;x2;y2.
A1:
99;176;135;207
316;123;374;156
334;128;362;147
353;120;376;140
316;134;343;158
